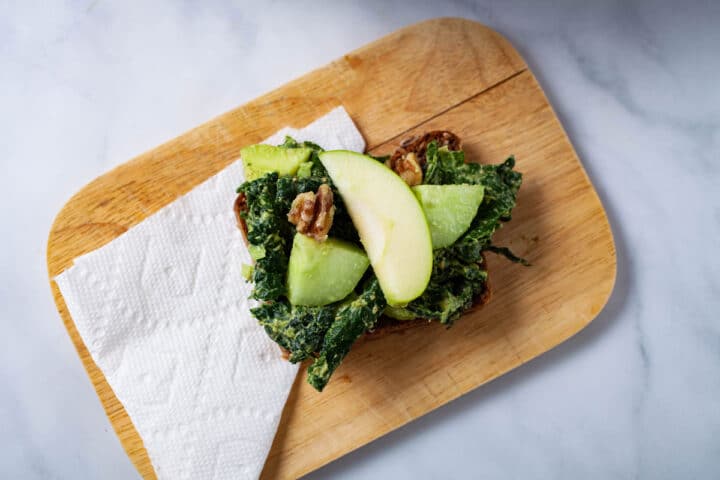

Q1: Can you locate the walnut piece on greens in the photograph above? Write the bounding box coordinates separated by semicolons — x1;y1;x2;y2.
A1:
287;183;335;242
385;151;423;186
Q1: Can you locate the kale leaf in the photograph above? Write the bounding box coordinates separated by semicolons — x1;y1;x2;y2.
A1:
399;249;489;324
449;155;522;263
307;278;386;391
423;142;519;190
251;300;336;363
237;173;288;301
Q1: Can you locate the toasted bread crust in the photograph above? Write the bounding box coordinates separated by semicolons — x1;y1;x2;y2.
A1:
233;192;249;246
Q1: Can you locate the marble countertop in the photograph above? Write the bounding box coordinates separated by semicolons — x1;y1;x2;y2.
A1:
2;1;718;478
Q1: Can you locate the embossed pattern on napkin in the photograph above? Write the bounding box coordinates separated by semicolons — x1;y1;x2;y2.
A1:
55;107;365;480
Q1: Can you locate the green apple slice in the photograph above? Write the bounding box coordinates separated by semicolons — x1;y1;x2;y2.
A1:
240;144;312;180
287;233;370;306
412;184;485;248
319;150;433;306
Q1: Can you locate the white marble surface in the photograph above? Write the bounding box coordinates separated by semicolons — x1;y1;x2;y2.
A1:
2;0;718;478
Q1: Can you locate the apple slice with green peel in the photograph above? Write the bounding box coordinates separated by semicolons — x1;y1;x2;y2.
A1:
287;233;370;306
240;144;312;181
319;150;433;306
412;184;485;249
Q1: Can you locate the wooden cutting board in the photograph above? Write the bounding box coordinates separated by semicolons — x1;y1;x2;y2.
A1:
47;17;616;479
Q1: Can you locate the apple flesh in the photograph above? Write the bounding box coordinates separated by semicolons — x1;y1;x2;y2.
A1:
286;233;370;306
319;151;433;306
240;144;312;181
412;184;485;249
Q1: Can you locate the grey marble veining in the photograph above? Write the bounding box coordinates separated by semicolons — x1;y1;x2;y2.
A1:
1;1;719;479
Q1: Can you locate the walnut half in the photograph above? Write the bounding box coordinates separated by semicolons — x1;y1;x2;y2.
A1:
287;184;335;242
386;151;423;186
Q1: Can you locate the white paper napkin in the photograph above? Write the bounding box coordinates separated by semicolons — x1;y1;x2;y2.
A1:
55;107;365;480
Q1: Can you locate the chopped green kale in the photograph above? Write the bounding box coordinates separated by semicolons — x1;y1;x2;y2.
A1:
447;155;522;262
307;278;386;391
251;300;336;363
237;173;288;301
392;249;489;324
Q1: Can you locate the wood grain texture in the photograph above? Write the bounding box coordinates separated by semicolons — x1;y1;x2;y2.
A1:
47;18;615;480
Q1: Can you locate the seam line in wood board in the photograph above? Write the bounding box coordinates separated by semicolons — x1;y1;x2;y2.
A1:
368;68;528;150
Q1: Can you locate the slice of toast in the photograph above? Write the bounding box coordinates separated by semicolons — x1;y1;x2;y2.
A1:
234;131;491;339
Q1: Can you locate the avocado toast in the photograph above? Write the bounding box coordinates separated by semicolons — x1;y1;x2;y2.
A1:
234;132;525;391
